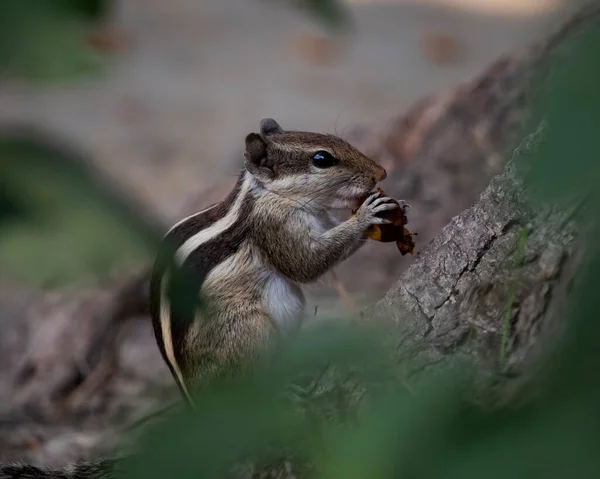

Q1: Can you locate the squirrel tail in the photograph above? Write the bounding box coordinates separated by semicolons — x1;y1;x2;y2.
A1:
0;458;121;479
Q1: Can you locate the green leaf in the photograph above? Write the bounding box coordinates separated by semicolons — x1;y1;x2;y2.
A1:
524;22;600;204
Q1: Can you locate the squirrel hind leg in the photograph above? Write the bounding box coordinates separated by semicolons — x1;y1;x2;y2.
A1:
183;312;278;393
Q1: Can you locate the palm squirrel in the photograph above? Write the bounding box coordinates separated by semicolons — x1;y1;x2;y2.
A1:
0;120;403;479
149;118;405;406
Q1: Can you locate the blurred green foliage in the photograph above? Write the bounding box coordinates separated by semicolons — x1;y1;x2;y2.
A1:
290;0;350;30
0;0;111;81
0;0;159;286
0;132;160;286
525;16;600;205
2;1;600;478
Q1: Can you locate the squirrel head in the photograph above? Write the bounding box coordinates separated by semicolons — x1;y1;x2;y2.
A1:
244;118;386;210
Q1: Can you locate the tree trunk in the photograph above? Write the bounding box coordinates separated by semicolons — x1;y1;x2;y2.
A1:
358;3;600;395
363;127;582;401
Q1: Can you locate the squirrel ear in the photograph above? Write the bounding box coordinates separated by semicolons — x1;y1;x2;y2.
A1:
244;133;275;180
259;118;284;136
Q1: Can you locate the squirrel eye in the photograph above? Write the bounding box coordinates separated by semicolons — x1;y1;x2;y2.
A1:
312;151;338;168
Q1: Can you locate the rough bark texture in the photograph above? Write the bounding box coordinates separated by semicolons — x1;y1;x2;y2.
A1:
363;129;580;398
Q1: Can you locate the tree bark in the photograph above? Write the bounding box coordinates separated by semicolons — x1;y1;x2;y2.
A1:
357;3;600;395
363;127;582;401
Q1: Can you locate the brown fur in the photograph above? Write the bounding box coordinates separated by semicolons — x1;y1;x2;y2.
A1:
150;118;402;405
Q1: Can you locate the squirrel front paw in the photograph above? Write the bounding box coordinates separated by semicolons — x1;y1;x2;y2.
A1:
355;192;400;226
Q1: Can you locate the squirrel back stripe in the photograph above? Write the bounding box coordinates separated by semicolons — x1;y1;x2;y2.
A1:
175;175;252;264
150;173;255;406
162;173;246;250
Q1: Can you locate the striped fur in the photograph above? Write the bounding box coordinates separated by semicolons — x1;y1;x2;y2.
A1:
149;118;394;406
149;173;251;405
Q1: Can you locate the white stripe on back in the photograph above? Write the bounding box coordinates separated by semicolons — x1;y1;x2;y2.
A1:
174;175;251;265
158;173;251;406
165;202;220;237
159;271;195;406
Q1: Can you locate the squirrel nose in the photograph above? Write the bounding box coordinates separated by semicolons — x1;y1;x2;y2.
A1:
374;166;387;182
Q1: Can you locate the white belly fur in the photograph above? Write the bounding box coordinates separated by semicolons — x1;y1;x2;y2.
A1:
202;245;306;334
264;272;305;334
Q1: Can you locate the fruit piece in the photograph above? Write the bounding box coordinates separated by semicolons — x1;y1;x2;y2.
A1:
397;227;416;255
351;188;416;256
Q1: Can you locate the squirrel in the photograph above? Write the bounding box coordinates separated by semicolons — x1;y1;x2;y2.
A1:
0;120;403;479
149;118;406;406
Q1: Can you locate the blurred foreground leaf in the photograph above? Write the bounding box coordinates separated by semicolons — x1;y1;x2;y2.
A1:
524;16;600;205
120;321;423;479
119;303;600;479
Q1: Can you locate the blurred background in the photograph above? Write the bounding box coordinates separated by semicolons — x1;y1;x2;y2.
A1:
0;0;582;222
